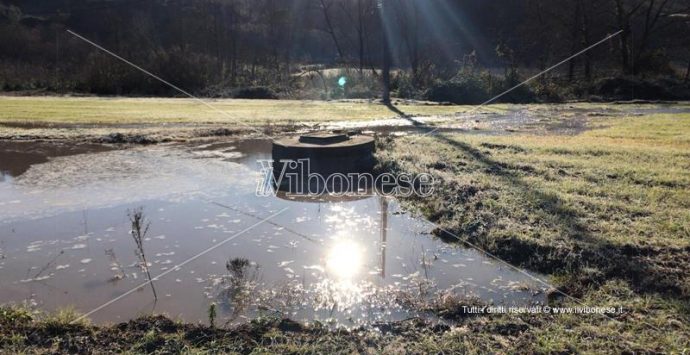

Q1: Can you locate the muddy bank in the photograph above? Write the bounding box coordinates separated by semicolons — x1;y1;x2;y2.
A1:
0;141;113;177
0;122;302;144
3;276;688;354
0;308;489;354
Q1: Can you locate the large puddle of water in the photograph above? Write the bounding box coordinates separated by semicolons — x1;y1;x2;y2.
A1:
0;140;546;327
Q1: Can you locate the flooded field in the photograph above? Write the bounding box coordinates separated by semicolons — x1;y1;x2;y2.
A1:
324;103;690;136
0;139;547;327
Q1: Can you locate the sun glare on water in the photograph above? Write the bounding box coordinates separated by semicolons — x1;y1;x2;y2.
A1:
326;239;363;280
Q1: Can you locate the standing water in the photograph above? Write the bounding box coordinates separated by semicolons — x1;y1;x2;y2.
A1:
0;140;546;327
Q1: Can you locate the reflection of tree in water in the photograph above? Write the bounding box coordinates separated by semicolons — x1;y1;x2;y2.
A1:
215;257;261;322
105;248;126;282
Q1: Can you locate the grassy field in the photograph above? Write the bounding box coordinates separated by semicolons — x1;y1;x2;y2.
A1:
373;111;690;352
6;96;677;126
0;96;470;125
379;112;690;291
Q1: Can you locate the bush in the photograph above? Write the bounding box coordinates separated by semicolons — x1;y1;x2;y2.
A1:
393;73;422;99
635;49;675;76
593;76;682;101
234;86;278;99
498;70;535;103
425;70;535;104
425;74;491;104
529;79;566;103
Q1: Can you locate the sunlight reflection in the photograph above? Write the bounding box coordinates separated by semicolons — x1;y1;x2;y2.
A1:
326;239;363;280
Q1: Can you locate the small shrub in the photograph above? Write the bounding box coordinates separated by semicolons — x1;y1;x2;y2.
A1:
136;329;164;353
497;70;535;103
226;257;251;279
529;79;565;102
42;307;89;329
128;207;158;300
393;73;422;99
0;306;33;327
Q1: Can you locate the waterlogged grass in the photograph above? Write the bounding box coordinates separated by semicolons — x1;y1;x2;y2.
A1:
1;280;688;353
0;96;469;125
373;112;690;352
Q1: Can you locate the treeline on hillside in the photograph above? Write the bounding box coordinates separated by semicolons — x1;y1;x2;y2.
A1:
0;0;689;102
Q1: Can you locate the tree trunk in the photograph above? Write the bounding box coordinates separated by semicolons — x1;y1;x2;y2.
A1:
582;0;592;80
411;2;420;85
381;0;391;104
358;0;365;74
632;0;673;75
568;0;582;82
615;0;632;74
382;40;391;104
230;18;237;86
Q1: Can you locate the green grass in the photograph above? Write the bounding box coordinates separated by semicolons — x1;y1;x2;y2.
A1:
380;112;689;255
1;97;688;127
373;111;690;352
0;96;470;125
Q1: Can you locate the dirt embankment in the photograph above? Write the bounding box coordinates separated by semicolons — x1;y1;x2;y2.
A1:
3;277;688;354
0;307;515;354
0;122;299;145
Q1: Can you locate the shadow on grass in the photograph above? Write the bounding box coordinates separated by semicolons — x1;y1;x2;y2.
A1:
384;102;428;127
428;133;688;298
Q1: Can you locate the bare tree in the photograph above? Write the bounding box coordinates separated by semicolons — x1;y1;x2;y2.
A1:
581;0;595;79
633;0;676;73
613;0;679;74
340;0;375;74
392;0;421;84
318;0;345;60
379;0;391;104
568;0;583;81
